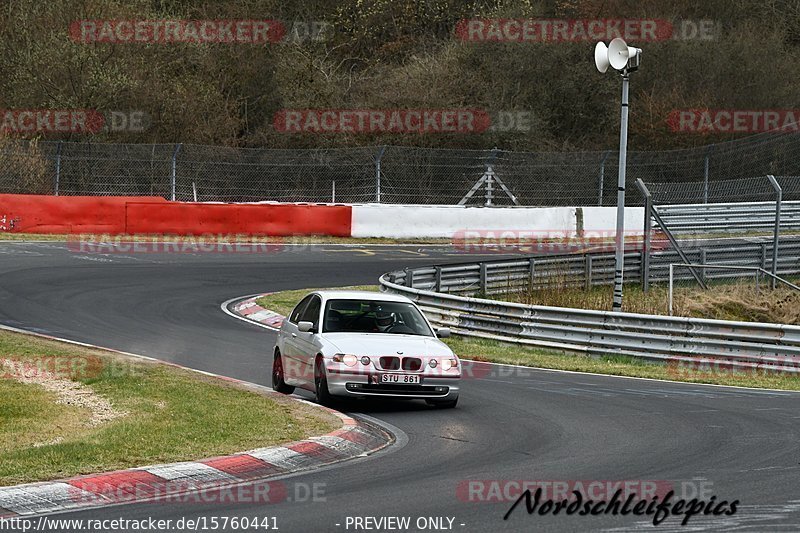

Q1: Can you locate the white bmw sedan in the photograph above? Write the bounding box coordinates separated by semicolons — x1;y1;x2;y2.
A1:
272;290;460;408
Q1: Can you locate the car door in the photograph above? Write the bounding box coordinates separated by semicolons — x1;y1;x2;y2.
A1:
282;295;312;386
294;294;322;386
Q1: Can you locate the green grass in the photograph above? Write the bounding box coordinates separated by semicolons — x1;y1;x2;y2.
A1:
0;330;337;486
255;286;800;391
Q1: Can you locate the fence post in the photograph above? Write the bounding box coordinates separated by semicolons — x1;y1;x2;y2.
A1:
435;266;442;292
598;150;610;206
375;146;386;203
171;143;182;201
703;144;714;203
636;178;652;292
767;174;782;288
54;141;63;196
479;262;488;294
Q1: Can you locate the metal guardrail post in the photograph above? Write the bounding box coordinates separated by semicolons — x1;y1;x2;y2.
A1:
699;249;707;285
434;266;442;292
479;263;488;294
584;255;593;291
636;179;652;292
767;175;782;288
171;143;182;201
528;258;536;291
404;267;414;288
375;146;386;203
54;140;63;196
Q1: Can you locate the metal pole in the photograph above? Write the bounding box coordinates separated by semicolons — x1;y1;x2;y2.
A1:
54;141;62;196
171;143;182;201
192;181;198;202
485;167;494;207
332;180;336;203
375;146;386;203
612;73;630;312
703;145;713;204
767;174;782;288
637;179;653;292
668;263;674;316
598;150;610;206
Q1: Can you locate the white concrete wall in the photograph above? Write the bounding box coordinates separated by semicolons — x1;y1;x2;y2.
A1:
351;204;645;239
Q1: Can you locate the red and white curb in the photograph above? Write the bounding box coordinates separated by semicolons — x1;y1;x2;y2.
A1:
227;294;284;330
0;324;392;518
0;408;390;518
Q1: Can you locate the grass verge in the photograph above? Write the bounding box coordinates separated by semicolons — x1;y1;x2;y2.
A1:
255;285;800;391
0;330;337;486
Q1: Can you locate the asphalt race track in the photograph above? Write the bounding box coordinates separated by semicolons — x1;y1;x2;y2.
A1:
1;241;799;532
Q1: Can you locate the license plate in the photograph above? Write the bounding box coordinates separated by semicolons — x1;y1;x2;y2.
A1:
380;373;420;384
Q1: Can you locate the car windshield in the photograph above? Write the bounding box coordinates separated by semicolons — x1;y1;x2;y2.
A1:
322;299;434;336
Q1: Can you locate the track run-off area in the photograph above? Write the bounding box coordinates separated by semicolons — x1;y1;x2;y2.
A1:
1;241;798;532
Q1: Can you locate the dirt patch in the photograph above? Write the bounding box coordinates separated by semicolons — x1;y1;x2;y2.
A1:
1;358;127;427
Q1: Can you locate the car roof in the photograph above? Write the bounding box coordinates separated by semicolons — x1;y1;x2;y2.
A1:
313;290;412;303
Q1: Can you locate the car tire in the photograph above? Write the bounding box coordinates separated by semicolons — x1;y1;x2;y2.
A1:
272;351;295;394
314;356;334;406
426;397;458;409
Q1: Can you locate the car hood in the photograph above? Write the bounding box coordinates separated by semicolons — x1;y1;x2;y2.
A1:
321;333;454;357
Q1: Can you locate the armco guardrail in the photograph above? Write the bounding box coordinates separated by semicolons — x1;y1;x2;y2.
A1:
379;272;800;373
654;201;800;234
394;236;800;296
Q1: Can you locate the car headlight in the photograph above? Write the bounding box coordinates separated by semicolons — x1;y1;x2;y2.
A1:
441;358;458;371
360;356;371;365
333;354;359;367
429;359;438;368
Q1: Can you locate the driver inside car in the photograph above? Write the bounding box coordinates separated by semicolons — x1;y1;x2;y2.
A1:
373;310;395;332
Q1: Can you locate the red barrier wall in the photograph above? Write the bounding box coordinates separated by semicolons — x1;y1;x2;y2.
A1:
0;195;352;236
125;202;352;237
0;194;165;234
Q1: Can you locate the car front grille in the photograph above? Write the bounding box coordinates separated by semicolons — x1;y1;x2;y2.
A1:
402;357;422;371
379;356;423;371
379;356;400;370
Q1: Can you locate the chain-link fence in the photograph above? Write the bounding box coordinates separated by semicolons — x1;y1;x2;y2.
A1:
2;130;800;205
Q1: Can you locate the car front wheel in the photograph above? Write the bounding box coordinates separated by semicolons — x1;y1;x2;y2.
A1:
314;357;334;406
272;351;295;394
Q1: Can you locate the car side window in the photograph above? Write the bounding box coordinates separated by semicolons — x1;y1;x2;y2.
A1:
299;295;321;330
289;295;313;324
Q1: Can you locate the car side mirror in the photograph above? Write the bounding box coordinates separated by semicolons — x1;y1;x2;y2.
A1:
436;328;451;338
298;321;315;333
